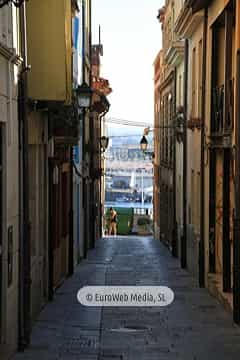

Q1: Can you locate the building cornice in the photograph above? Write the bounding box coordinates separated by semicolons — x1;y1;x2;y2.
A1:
174;5;204;38
0;42;22;65
159;69;175;93
164;40;185;66
189;0;213;13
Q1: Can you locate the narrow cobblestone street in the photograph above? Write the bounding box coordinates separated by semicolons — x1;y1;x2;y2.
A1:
13;237;240;360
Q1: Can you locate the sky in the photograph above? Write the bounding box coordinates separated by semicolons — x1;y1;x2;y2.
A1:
92;0;164;128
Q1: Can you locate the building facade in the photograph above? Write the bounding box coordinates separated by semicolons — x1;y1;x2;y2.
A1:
153;50;162;241
156;1;182;253
0;3;22;357
0;0;108;357
175;0;205;277
91;43;111;243
156;0;240;323
203;0;237;309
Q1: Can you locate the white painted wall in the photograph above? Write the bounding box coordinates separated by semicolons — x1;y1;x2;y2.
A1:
0;4;21;354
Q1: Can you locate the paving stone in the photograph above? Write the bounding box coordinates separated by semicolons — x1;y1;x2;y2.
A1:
12;236;240;360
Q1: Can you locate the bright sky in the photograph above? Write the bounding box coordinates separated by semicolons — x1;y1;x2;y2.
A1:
92;0;164;126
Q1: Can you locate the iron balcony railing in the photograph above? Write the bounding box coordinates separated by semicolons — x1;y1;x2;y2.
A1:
211;81;234;136
212;85;224;134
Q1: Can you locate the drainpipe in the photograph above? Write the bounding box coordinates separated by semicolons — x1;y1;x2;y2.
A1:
81;0;88;258
199;7;208;288
89;111;95;249
89;0;93;249
18;2;31;349
172;68;177;257
182;39;188;269
233;0;240;324
48;157;54;301
68;146;74;276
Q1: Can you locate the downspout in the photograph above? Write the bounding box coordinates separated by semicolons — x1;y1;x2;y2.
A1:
18;2;31;349
69;145;74;276
48;156;54;301
89;0;93;248
182;39;189;269
81;0;87;258
68;0;76;276
172;68;177;257
233;0;240;325
199;7;208;288
89;1;95;248
89;110;95;248
82;0;86;81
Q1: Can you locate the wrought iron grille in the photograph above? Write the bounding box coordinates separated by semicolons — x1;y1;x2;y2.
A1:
226;78;234;132
212;81;234;135
212;85;224;134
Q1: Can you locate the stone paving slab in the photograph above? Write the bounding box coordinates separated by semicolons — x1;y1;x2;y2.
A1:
12;236;240;360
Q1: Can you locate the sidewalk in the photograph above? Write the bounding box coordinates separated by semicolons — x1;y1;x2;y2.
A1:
12;236;240;360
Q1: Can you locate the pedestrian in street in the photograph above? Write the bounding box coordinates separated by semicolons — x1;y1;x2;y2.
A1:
108;207;117;236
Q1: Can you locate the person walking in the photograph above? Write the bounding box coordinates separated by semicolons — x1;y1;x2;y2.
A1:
108;207;117;236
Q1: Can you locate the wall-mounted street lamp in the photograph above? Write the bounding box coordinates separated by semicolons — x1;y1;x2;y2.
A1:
84;136;109;155
77;82;93;109
100;136;109;153
140;103;186;150
140;135;148;152
140;134;154;158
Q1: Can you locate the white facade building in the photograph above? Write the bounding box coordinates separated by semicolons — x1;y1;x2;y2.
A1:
0;3;21;357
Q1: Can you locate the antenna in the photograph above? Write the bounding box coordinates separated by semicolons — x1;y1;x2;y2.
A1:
99;25;101;45
98;25;103;56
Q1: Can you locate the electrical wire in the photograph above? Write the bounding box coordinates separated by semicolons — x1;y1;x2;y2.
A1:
109;134;146;138
104;117;179;130
105;117;152;128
